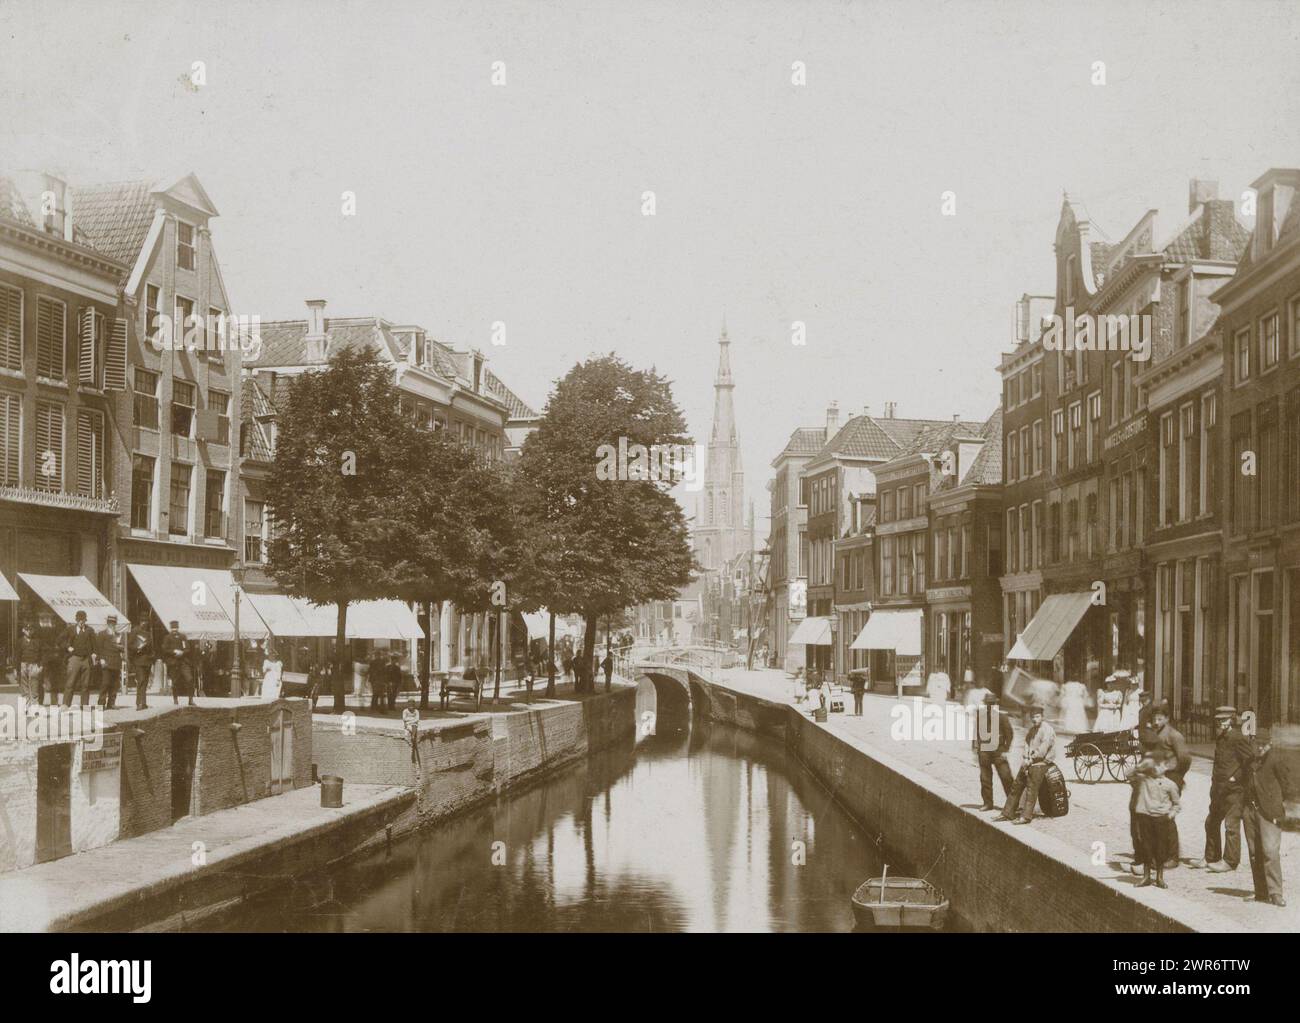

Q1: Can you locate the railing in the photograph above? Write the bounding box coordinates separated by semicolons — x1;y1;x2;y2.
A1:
0;484;118;514
1172;702;1218;744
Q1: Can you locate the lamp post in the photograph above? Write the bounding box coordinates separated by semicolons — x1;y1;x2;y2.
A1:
231;560;245;699
828;609;840;684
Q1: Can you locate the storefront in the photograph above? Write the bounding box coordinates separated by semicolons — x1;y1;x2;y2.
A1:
851;608;923;694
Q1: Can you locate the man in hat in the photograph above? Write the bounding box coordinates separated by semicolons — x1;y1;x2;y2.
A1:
62;610;96;707
161;620;194;706
997;705;1056;824
1241;726;1296;907
128;618;153;710
93;615;124;710
974;691;1015;811
36;611;62;706
1191;706;1256;873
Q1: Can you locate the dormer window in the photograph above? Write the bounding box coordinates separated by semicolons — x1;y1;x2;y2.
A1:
176;220;196;271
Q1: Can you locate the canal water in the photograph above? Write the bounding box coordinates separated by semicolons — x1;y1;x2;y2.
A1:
214;714;908;932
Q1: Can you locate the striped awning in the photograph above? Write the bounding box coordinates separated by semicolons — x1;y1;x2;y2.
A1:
1006;592;1094;661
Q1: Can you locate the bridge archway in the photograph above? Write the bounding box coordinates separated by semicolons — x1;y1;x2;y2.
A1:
634;666;694;734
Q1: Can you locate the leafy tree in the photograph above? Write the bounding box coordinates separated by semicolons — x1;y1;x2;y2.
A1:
264;347;418;712
517;354;696;693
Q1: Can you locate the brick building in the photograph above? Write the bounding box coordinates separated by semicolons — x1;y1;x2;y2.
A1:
1213;167;1300;727
0;173;130;650
766;421;826;671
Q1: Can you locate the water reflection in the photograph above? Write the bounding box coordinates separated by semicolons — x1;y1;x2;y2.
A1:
216;720;884;933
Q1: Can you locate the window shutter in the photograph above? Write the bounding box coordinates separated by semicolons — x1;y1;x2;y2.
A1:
0;393;19;486
104;317;127;390
79;307;96;385
35;403;63;490
76;408;104;498
0;286;20;371
37;299;64;379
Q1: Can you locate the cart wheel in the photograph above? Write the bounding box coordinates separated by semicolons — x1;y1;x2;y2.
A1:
1072;743;1105;783
1107;751;1139;782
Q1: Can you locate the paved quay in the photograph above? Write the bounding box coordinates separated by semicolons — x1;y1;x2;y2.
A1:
698;666;1297;933
0;782;408;932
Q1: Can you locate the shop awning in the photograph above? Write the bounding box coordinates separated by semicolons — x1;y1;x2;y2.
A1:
789;615;832;646
1006;592;1094;661
0;572;17;601
522;609;553;640
244;593;331;637
851;609;923;655
345;600;423;641
127;564;268;640
18;574;128;630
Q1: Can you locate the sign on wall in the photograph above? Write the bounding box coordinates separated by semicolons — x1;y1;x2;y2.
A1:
81;732;122;773
788;580;807;620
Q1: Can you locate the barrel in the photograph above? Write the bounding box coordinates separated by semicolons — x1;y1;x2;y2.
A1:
320;774;344;808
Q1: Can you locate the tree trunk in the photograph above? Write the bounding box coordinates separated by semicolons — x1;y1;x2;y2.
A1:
419;599;433;711
492;609;502;705
579;611;598;694
546;612;556;698
334;601;348;714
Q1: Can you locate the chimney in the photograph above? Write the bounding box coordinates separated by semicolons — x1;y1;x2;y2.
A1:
305;299;327;361
826;400;839;432
1015;296;1031;345
952;413;960;423
862;404;871;418
1188;178;1218;213
884;401;897;419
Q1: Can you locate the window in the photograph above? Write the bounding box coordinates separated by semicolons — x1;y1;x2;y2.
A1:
172;380;196;436
209;390;230;445
1230;411;1252;535
935;528;945;581
1052;409;1065;473
0;390;20;485
948;525;958;580
881;537;894;595
176;220;196;271
1031;501;1042;568
0;283;21;372
134;369;160;429
204;469;226;538
1031;363;1042;397
914;482;926;516
1160;412;1177;527
1260;311;1280;372
145;284;163;342
175;296;195;351
1290;294;1300;359
1048;502;1061;562
1087;392;1102;462
1032;419;1044;474
1086;493;1098;558
962;521;972;578
75;408;105;499
987;515;1003;576
1235;327;1251;384
1007;507;1019;573
1020;425;1031;478
34;401;64;491
130;454;154;530
1069;401;1082;469
1021;504;1031;570
206;307;225;363
169;462;192;535
1109;360;1122;426
1067;498;1079;560
898;534;912;595
1201;392;1217;518
898;485;911;521
1180;402;1198;521
36;296;65;380
1007;431;1019;482
881;490;894;523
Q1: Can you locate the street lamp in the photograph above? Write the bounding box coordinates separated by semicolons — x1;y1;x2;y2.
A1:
231;560;246;699
828;609;840;684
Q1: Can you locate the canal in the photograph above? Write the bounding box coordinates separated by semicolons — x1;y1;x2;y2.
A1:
213;716;905;932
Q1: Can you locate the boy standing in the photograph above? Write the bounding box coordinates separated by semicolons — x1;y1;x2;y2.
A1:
1131;754;1181;889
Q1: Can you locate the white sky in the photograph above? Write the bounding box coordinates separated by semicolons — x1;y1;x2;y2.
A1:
3;0;1299;534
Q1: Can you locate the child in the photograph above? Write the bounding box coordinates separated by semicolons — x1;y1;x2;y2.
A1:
1131;754;1181;888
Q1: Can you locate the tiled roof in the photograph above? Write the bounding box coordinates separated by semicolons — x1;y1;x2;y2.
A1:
239;377;276;462
1162;208;1250;264
483;367;538;421
963;409;1003;486
244;317;389;368
0;176;34;227
72;180;157;264
776;426;826;459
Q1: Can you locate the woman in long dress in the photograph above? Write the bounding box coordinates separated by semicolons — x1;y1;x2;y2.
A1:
1060;680;1090;733
1119;680;1142;732
1094;676;1124;732
261;644;284;702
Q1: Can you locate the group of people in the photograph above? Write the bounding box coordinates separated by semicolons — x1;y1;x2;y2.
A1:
366;649;404;710
15;610;295;711
974;691;1293;907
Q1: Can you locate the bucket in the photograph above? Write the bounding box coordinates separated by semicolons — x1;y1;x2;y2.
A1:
320;774;343;808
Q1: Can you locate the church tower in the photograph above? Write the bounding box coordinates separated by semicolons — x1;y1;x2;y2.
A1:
693;323;751;572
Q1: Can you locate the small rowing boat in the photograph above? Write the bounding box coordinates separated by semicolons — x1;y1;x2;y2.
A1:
851;866;949;931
